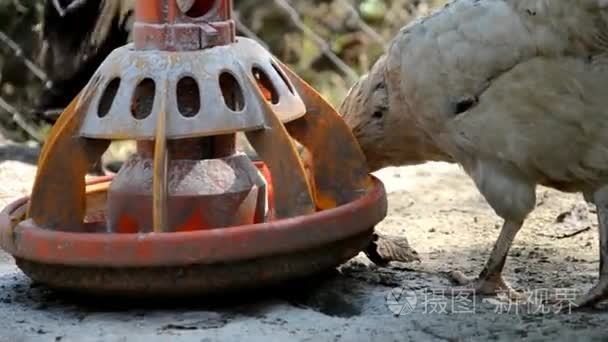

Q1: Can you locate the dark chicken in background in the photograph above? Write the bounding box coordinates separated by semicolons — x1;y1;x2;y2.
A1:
37;0;134;123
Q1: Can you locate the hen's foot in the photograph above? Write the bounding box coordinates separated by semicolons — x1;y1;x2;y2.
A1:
573;278;608;310
449;270;526;301
573;186;608;309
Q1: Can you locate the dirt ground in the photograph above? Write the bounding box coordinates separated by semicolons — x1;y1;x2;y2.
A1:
1;138;608;341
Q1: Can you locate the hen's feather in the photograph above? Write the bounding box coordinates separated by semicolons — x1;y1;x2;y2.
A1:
341;0;608;221
386;0;608;130
448;57;608;190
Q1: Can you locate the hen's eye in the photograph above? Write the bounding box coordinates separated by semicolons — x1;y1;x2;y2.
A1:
372;111;384;119
454;96;479;115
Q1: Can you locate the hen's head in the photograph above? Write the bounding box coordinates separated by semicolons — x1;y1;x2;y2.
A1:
340;54;450;172
339;56;391;171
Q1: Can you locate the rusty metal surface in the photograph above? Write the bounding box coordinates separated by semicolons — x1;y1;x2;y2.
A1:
0;176;386;268
83;177;114;224
134;0;235;51
27;76;111;232
277;60;374;210
244;71;315;220
107;153;267;233
152;87;170;233
78;38;306;140
13;229;372;297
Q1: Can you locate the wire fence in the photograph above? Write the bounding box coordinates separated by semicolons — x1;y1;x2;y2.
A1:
0;0;395;142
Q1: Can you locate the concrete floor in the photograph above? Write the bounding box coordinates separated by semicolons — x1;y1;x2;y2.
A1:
1;147;608;341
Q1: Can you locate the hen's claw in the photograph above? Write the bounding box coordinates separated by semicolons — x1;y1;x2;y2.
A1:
573;279;608;309
574;186;608;309
449;270;526;301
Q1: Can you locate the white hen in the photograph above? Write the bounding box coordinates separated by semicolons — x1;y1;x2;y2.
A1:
340;0;608;308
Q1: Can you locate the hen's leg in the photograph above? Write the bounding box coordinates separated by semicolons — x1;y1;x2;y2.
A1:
574;186;608;308
448;160;534;299
450;220;525;299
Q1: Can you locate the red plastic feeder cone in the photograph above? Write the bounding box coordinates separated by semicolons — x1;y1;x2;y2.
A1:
0;0;387;297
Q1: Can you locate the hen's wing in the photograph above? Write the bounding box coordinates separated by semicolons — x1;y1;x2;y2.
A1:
446;56;608;187
384;0;608;129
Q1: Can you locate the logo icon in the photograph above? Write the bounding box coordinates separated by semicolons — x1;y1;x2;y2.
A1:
386;286;418;316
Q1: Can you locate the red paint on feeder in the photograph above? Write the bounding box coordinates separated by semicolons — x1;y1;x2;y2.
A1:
255;161;274;216
185;0;216;17
174;210;204;232
117;214;139;234
134;0;235;50
111;160;274;233
159;161;273;232
0;176;387;269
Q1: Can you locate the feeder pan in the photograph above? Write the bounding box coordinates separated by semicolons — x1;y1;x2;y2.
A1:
0;0;387;296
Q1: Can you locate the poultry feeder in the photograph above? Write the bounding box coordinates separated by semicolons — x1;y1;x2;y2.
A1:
0;0;387;296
